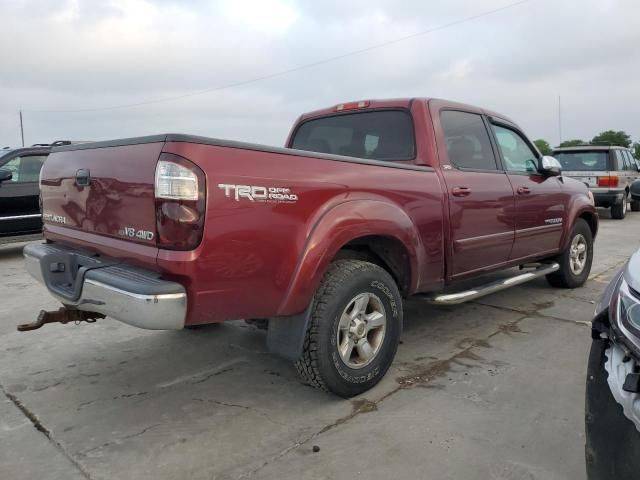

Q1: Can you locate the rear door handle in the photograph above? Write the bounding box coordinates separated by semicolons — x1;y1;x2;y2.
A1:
517;186;531;195
451;186;471;197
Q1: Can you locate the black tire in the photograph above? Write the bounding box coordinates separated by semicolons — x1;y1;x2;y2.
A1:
585;339;640;479
611;193;628;219
631;199;640;212
546;218;593;288
295;259;402;397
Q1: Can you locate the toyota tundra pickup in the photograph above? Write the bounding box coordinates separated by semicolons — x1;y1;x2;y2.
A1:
23;98;598;397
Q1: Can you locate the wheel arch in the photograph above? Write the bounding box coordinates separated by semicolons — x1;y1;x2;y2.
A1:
560;203;598;251
334;235;413;296
579;210;599;240
276;200;424;316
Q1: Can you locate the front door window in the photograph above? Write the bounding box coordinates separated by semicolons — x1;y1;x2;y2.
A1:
491;125;539;174
1;155;47;183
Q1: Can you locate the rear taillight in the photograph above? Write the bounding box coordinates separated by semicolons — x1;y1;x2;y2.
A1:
154;153;206;250
597;175;619;188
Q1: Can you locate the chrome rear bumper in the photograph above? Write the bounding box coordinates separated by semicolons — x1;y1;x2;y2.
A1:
24;243;186;330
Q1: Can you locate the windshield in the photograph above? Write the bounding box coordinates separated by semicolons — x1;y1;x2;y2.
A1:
553;151;609;171
291;110;415;161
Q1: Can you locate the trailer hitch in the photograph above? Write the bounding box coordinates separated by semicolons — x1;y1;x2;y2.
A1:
17;308;105;332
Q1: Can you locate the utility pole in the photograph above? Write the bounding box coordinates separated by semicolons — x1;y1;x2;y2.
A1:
558;95;562;146
19;110;25;147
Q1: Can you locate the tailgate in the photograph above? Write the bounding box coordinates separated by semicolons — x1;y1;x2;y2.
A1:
40;139;164;246
562;170;608;188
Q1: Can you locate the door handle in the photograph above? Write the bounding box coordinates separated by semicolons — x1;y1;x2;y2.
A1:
517;186;531;195
452;186;471;197
75;169;91;187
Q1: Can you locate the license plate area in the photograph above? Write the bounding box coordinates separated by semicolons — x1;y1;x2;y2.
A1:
577;176;597;187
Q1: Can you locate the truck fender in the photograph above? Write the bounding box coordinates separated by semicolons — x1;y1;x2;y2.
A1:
560;203;598;251
278;199;424;317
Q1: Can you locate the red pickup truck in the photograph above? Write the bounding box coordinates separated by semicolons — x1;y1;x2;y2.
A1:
23;98;597;397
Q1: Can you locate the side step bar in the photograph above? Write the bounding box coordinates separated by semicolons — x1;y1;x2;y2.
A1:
425;262;560;305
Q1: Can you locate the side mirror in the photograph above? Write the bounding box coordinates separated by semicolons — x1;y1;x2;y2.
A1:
538;155;562;177
0;168;12;183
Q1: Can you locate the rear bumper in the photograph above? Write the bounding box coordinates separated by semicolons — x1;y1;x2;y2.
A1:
593;191;624;207
24;243;186;330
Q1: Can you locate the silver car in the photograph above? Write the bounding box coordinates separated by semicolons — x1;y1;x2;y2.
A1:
553;146;640;219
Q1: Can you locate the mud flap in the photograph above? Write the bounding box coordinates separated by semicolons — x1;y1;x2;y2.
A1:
266;303;313;361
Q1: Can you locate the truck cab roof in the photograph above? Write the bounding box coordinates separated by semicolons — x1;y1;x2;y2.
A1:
297;97;518;127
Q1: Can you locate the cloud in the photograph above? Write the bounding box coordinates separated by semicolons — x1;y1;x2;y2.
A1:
1;0;638;148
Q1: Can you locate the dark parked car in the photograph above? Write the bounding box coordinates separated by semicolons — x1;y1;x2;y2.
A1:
633;179;640;205
0;141;77;244
552;145;640;219
587;247;640;479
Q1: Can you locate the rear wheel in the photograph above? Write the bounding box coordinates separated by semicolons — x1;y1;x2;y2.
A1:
295;259;402;397
611;192;628;219
546;218;593;288
631;198;640;212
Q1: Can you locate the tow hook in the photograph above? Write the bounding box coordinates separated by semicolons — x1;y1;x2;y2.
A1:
17;308;105;332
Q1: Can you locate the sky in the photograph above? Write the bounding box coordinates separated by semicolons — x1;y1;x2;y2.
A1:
1;0;638;149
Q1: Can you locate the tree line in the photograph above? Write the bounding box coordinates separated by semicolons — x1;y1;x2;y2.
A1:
533;131;640;158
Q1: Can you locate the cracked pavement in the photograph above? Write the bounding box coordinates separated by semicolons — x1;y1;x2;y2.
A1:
1;210;638;480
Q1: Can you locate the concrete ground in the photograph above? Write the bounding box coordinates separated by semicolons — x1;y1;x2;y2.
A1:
0;209;638;480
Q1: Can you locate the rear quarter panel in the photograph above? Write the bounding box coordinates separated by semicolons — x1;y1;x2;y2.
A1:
160;141;444;324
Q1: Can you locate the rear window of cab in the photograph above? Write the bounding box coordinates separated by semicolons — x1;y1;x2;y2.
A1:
291;110;416;161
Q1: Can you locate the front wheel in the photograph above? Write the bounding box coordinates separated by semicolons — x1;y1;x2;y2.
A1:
546;218;593;288
611;193;628;219
295;259;402;397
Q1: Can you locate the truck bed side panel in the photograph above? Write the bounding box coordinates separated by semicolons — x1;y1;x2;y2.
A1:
159;141;444;324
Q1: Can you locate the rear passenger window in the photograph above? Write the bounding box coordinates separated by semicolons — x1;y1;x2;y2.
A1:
623;151;634;170
620;151;628;170
615;150;626;170
440;111;497;170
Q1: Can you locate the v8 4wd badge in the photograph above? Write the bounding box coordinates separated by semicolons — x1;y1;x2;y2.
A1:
118;226;154;241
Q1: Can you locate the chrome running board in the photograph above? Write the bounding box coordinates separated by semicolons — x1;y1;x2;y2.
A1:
425;262;560;305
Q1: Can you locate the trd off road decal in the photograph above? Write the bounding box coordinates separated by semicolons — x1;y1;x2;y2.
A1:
218;184;298;203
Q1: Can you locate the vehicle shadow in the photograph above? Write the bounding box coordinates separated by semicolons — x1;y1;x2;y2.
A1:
0;242;32;260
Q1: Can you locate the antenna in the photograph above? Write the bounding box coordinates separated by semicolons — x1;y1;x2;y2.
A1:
558;95;562;145
19;110;25;147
